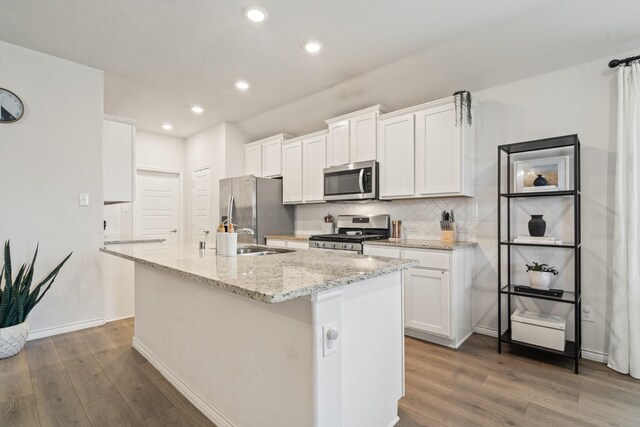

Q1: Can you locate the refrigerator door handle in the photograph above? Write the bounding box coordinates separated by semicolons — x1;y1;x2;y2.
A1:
227;195;234;225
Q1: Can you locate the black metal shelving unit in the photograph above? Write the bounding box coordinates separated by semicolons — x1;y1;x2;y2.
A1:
497;134;582;374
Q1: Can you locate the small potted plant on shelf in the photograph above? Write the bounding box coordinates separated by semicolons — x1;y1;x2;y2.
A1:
0;241;72;359
525;262;558;289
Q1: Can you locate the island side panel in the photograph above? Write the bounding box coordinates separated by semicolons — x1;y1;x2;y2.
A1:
338;271;403;427
133;264;314;427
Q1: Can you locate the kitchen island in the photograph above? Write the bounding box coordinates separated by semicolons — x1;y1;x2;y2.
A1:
101;242;416;427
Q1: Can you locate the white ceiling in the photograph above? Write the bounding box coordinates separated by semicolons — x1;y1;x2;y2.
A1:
2;0;640;138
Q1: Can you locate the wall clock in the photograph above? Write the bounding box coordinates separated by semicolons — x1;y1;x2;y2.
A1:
0;88;24;123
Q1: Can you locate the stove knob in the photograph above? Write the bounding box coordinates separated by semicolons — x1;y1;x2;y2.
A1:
330;243;336;248
346;244;353;250
320;242;325;248
342;243;347;249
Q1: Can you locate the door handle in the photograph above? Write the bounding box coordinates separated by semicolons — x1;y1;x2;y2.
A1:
204;229;210;234
170;229;178;233
358;169;365;193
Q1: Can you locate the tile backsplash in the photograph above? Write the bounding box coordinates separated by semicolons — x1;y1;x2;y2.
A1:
295;197;477;241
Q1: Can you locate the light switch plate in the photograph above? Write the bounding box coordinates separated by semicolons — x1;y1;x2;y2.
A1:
79;193;89;206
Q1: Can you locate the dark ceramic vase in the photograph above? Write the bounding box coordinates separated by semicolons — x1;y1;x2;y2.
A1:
533;174;547;186
528;215;546;237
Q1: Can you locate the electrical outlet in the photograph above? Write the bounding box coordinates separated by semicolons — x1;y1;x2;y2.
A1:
582;305;594;322
322;323;339;357
408;224;419;233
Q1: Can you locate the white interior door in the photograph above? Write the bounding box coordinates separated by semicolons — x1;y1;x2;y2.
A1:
192;166;212;242
135;169;181;241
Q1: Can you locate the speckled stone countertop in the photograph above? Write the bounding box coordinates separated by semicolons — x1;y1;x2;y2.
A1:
100;242;416;303
103;236;166;245
264;234;310;241
365;239;477;251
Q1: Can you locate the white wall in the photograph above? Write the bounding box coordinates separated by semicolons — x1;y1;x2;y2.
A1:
184;122;247;242
0;41;104;334
472;56;617;358
238;44;638;358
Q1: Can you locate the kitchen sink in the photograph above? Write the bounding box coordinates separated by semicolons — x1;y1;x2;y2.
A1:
236;246;294;256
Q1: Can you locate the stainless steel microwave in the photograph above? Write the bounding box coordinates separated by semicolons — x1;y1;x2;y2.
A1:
323;160;379;201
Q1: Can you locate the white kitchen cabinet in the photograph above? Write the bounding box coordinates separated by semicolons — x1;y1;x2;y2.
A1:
362;244;473;348
262;138;283;177
244;133;294;178
377;96;474;200
282;140;303;203
416;101;474;196
103;115;135;203
245;142;262;177
325;105;389;167
265;238;309;250
377;113;415;198
326;120;350;167
302;131;327;203
282;130;327;205
404;268;450;336
350;111;378;163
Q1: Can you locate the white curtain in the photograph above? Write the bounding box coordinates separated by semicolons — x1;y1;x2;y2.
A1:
609;62;640;379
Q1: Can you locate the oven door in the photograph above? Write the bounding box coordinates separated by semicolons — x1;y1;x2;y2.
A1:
323;161;378;201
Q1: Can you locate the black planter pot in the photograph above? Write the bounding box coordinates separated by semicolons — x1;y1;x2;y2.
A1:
533;174;547;186
528;215;546;237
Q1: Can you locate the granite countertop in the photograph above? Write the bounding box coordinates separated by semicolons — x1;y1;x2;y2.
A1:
264;234;310;241
104;236;166;245
365;238;477;251
100;242;416;303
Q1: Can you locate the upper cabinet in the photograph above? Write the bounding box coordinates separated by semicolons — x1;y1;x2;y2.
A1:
244;133;294;178
103;115;136;204
282;140;303;204
282;130;327;205
245;143;262;177
325;105;389;167
378;97;474;199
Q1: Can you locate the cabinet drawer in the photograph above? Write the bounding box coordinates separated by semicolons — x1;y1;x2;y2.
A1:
401;250;449;270
287;241;309;250
364;246;401;258
266;239;287;248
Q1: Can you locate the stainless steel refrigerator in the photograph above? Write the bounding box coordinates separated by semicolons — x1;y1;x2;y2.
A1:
219;175;295;245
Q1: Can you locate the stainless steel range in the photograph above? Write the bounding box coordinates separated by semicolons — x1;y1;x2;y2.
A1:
309;214;390;254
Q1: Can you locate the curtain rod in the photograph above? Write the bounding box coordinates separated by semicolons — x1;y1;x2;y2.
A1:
609;54;640;68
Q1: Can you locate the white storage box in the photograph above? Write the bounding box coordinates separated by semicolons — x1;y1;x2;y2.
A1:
511;309;566;351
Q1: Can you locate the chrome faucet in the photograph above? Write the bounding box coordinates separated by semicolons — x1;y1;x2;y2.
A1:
235;227;255;235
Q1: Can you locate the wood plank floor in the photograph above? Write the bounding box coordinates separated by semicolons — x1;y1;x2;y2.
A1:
1;320;638;426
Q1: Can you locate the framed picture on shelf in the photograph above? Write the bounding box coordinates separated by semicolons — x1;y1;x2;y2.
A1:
513;156;570;193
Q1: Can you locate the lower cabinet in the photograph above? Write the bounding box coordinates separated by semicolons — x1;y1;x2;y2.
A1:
266;238;309;250
404;268;450;337
363;244;473;348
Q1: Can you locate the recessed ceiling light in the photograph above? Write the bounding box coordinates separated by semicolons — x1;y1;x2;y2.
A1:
191;106;204;114
162;123;173;130
304;41;322;54
235;80;250;91
243;6;268;22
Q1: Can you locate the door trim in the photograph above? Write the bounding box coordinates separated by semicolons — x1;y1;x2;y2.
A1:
133;167;184;243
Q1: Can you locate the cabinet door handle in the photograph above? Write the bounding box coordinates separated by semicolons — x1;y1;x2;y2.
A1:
170;229;178;233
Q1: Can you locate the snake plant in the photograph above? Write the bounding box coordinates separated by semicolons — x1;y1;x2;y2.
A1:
0;241;72;328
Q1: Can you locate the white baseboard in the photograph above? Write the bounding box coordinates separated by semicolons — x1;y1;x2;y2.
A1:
132;337;237;427
581;349;608;364
388;415;400;427
473;325;498;337
106;315;134;323
28;318;106;341
473;325;609;364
